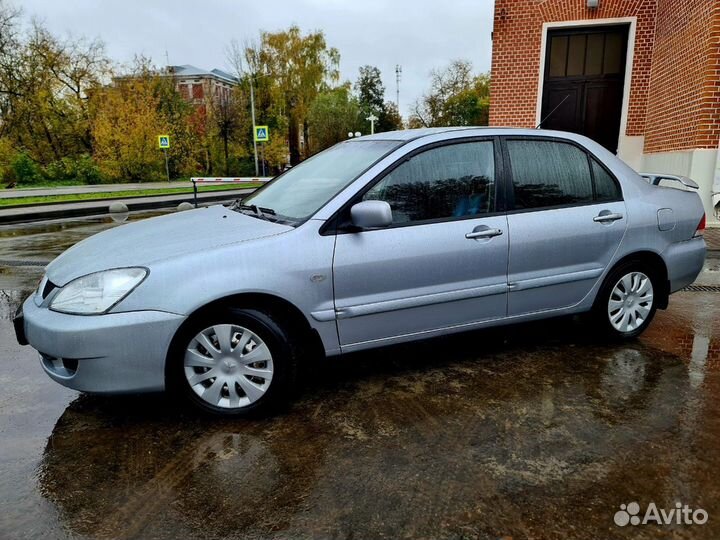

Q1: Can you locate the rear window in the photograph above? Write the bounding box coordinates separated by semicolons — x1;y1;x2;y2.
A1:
507;140;594;210
592;158;622;201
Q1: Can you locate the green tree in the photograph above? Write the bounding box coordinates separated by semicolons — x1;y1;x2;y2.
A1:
307;85;362;154
410;60;490;127
378;100;404;132
354;65;403;133
356;65;385;113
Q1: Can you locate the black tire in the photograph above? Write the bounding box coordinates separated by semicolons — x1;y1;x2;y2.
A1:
168;307;299;417
592;261;659;340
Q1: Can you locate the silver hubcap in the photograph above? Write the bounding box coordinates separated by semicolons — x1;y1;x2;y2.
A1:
184;324;274;409
607;271;654;333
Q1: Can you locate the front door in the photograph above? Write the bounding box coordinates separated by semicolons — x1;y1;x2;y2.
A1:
332;139;508;348
541;25;629;153
503;137;627;316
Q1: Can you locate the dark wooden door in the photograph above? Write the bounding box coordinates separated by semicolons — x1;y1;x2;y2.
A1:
540;25;629;153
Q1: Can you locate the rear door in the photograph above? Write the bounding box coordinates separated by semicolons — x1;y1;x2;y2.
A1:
332;138;509;348
502;137;626;316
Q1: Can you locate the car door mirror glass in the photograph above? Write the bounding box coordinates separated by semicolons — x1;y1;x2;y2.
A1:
350;201;393;229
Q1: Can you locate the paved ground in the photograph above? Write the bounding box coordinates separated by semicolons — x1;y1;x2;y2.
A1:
704;226;720;251
0;179;270;199
1;213;720;539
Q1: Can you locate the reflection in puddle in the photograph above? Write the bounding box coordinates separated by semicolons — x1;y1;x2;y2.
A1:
600;348;648;396
0;210;170;261
109;211;129;223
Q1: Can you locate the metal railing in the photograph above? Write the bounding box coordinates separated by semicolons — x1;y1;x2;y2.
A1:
190;177;270;207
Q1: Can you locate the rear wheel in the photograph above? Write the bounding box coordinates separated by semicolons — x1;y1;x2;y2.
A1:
170;308;298;417
593;263;658;339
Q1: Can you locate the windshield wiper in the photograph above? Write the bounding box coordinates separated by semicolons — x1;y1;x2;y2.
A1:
235;203;278;221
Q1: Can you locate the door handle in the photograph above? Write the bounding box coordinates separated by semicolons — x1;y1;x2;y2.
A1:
466;227;503;240
593;212;623;223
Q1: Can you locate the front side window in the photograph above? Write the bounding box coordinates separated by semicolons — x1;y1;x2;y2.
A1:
362;141;496;224
507;140;594;210
241;140;400;223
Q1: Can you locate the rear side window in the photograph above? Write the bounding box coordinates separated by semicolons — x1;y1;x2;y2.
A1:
363;141;495;224
507;140;594;210
592;158;622;201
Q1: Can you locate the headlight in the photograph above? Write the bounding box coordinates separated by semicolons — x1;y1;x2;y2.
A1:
49;268;147;315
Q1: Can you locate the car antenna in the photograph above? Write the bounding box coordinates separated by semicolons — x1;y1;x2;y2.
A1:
535;94;570;129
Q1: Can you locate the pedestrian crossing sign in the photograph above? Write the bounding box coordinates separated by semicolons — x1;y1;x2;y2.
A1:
158;135;170;149
254;126;269;142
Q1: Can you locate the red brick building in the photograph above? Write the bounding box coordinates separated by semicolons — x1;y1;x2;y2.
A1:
490;0;720;224
167;65;237;113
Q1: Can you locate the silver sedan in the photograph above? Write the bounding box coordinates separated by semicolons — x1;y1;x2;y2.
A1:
15;128;707;416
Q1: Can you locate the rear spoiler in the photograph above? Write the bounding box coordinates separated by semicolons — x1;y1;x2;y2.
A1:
639;173;699;190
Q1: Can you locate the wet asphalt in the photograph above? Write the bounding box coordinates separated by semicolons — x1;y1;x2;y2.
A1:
1;212;719;539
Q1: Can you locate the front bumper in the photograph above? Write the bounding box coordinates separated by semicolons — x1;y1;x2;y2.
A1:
21;296;186;394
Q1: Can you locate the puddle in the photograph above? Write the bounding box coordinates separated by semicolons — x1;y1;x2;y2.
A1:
0;210;171;262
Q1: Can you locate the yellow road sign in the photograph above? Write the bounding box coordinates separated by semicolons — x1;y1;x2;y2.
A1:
158;135;170;149
254;126;269;142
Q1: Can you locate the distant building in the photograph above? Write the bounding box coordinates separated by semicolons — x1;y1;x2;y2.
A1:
166;64;238;109
490;0;720;224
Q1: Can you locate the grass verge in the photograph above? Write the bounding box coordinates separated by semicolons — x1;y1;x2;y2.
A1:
0;184;262;208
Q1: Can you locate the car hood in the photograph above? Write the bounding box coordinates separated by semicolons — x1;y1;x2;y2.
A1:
46;205;293;286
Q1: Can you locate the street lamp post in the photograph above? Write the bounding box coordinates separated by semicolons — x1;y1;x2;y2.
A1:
228;41;265;176
249;81;259;176
366;114;378;135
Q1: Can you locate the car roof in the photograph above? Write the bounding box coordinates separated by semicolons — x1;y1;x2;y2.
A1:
355;127;475;141
354;127;583;143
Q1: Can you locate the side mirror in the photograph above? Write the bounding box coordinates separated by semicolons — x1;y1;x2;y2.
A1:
350;200;393;229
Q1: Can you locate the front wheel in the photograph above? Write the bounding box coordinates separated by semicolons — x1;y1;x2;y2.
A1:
169;308;298;417
593;264;658;339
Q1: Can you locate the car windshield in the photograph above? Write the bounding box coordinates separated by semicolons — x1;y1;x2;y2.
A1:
239;140;400;223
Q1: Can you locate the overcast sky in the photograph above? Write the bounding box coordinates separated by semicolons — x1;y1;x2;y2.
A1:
18;0;494;116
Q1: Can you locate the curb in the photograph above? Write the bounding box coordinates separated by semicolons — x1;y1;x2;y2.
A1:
0;185;257;209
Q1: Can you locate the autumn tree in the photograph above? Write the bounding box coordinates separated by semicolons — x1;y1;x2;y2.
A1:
226;39;272;174
0;17;110;165
209;87;250;176
245;27;339;165
410;60;489;127
0;1;20;135
91;60;195;181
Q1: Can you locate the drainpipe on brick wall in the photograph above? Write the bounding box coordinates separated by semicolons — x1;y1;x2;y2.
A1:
713;140;720;223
